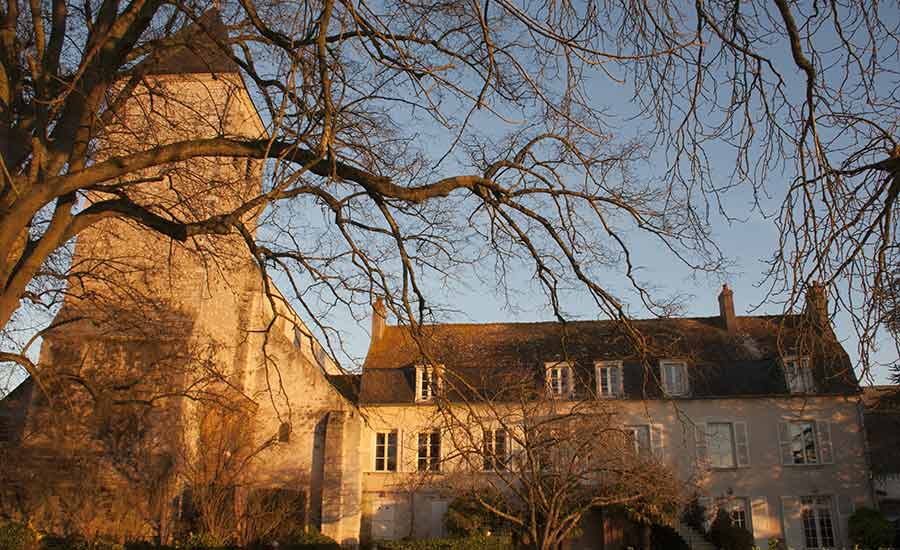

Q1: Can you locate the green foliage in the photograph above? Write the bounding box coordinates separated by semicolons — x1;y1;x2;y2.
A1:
279;530;340;550
767;538;786;550
848;507;895;549
650;524;688;550
372;535;512;550
708;509;754;550
38;535;124;550
443;500;508;538
175;532;224;550
0;520;40;550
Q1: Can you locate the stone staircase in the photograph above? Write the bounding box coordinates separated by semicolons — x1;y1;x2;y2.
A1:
674;521;718;550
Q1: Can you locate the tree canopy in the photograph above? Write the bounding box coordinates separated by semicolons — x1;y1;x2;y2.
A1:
2;0;899;380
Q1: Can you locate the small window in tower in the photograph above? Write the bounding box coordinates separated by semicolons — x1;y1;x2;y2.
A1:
279;422;291;443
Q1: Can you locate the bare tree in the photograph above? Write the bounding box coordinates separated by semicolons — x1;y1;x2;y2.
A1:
3;0;897;389
434;368;683;550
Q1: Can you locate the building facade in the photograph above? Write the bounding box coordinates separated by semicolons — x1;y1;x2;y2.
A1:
0;14;876;549
354;286;871;549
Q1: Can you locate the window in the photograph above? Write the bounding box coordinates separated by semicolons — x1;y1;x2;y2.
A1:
418;431;441;472
596;361;623;398
786;421;818;465
720;498;749;531
546;363;574;398
375;431;398;472
416;366;441;402
784;356;815;394
660;360;688;396
707;422;736;469
625;425;652;457
482;429;510;471
801;496;836;549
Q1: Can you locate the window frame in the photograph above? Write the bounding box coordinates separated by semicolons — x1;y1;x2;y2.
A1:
787;420;819;465
660;359;689;396
783;355;816;394
545;362;575;399
625;424;652;458
417;430;442;472
706;422;737;469
595;361;623;398
415;365;442;402
374;430;399;472
482;428;511;472
800;496;836;549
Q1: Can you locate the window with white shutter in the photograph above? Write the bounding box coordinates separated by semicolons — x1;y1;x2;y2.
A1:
783;356;815;394
734;421;750;467
660;360;688;396
751;497;769;542
778;420;833;466
546;362;574;399
415;365;442;402
596;361;623;398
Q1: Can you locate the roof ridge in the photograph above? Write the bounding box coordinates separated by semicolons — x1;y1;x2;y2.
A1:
382;313;798;330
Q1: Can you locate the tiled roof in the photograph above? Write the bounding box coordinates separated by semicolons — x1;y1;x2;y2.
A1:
140;10;240;75
327;373;361;402
358;315;858;404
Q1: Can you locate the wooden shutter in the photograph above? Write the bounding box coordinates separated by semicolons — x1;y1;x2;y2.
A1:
734;421;750;467
660;363;671;393
816;420;834;464
780;496;804;550
694;422;708;465
777;422;793;465
751;496;769;542
650;424;664;460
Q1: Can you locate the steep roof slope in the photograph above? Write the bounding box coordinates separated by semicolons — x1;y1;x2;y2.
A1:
359;315;858;403
140;10;240;75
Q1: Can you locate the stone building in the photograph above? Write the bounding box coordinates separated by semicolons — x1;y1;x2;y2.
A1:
862;385;900;546
353;285;871;549
0;12;877;550
0;12;362;547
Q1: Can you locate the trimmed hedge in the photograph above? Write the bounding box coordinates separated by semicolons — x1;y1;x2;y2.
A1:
371;535;512;550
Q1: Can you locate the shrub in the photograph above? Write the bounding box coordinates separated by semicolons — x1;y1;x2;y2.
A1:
708;509;754;550
443;500;509;538
280;530;340;550
175;532;223;549
681;498;707;534
0;521;40;550
848;507;895;550
372;535;512;550
650;524;689;550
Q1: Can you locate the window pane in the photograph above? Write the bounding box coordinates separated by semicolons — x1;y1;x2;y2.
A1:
707;423;735;468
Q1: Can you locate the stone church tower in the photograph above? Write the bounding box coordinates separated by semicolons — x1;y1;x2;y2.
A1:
4;12;362;546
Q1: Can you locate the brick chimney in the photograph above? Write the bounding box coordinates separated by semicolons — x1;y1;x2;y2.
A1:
718;284;736;332
371;297;387;344
805;281;828;327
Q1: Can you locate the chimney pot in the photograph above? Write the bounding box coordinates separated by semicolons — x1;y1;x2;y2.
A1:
371;297;387;344
805;281;828;327
718;284;737;332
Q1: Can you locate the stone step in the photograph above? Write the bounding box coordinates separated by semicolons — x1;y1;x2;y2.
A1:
675;522;718;550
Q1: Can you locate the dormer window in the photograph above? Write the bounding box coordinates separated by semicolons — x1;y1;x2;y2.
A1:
596;361;623;398
416;365;441;402
660;360;688;396
784;356;815;394
546;362;574;399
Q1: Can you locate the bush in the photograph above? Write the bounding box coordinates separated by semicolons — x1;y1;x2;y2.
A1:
371;535;512;550
175;532;224;549
681;498;707;534
708;509;754;550
650;524;688;550
848;507;895;550
0;521;40;550
443;500;509;538
279;530;340;550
